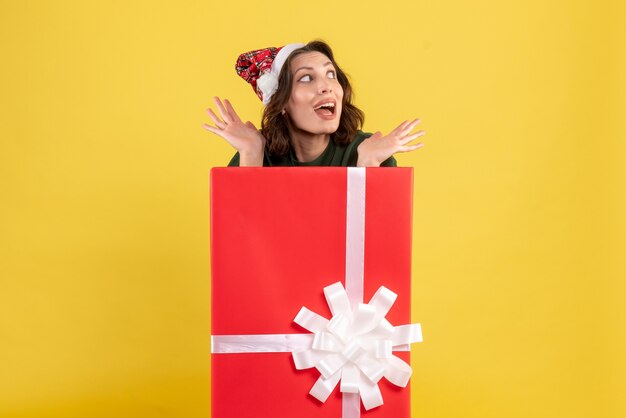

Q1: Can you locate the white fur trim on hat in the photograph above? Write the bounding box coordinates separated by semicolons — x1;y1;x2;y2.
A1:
257;43;305;106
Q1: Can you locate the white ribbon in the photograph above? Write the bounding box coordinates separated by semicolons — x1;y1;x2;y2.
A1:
211;167;423;417
211;334;314;353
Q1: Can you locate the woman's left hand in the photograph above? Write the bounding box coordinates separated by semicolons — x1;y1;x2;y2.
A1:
356;119;426;167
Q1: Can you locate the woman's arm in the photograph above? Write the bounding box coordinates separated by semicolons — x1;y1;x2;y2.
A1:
203;96;266;167
356;119;425;167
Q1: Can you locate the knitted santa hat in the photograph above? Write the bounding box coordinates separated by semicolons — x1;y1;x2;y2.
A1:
235;43;305;105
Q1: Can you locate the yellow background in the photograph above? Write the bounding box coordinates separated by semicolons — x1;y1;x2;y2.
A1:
1;1;624;417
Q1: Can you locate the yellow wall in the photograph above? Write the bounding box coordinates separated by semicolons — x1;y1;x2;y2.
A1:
1;1;624;417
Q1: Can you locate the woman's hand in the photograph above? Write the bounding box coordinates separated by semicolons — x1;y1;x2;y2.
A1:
203;96;266;166
356;119;426;167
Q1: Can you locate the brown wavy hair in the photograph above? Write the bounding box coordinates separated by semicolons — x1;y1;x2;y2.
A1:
261;40;365;157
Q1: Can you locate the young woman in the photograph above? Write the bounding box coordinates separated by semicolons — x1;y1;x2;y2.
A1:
203;40;425;167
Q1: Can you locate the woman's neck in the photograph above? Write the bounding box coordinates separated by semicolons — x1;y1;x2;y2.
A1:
289;129;331;163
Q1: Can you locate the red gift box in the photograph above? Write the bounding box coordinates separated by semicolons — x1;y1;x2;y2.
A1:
210;167;420;418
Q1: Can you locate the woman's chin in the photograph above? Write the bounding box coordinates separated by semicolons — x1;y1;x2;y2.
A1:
314;124;340;135
294;122;340;136
314;116;341;133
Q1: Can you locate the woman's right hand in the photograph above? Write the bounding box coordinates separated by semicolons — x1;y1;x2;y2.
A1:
203;96;266;164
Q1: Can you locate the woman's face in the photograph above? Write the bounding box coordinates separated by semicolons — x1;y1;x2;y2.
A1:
284;51;344;135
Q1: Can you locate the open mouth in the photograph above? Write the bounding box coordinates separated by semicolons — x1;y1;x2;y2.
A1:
314;102;336;116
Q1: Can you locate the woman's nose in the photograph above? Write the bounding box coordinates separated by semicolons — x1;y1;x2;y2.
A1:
318;79;333;94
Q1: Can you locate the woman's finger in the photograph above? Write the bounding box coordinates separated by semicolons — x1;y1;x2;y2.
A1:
399;130;426;144
390;120;410;135
399;119;421;136
207;108;227;129
224;99;242;123
213;96;232;124
203;123;218;134
398;143;425;152
203;124;228;139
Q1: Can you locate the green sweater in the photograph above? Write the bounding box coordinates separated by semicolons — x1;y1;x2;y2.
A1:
227;130;397;167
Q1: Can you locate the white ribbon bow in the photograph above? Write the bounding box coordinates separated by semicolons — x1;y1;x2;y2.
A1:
292;281;423;411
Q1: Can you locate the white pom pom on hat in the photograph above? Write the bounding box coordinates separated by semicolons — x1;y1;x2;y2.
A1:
235;43;305;106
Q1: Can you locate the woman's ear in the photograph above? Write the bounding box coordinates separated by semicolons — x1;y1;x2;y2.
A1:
281;109;286;115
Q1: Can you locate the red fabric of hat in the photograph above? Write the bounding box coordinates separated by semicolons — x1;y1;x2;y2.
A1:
235;46;283;102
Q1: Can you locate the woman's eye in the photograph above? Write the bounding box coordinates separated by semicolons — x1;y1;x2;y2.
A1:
299;75;311;82
328;71;336;79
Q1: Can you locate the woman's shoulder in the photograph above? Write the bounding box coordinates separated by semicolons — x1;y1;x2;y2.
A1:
351;130;373;144
342;130;371;155
226;149;289;167
227;152;240;167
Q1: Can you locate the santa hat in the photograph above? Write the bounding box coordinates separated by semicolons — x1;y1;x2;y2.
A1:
235;43;305;106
